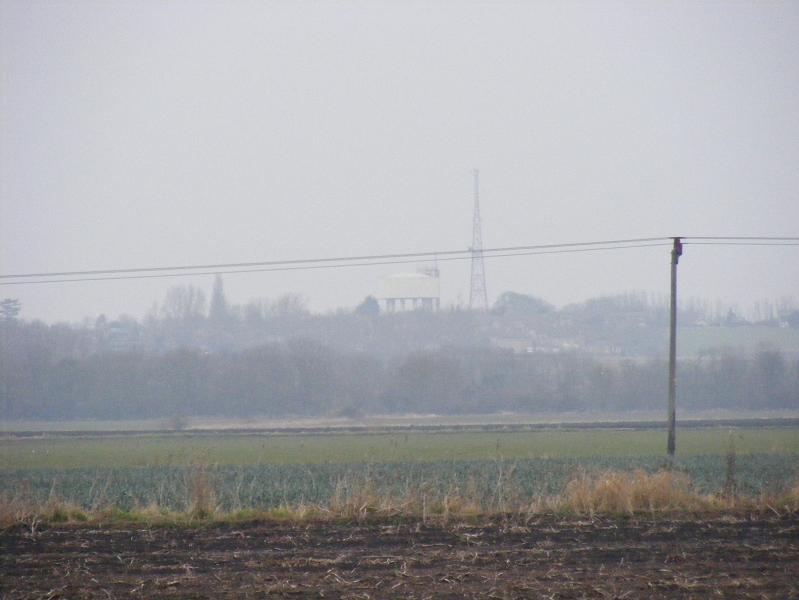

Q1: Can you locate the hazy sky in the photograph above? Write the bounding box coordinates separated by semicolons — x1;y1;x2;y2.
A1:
2;1;797;323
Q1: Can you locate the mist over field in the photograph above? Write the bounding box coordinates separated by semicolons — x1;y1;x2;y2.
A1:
1;1;798;321
2;279;797;422
1;2;798;422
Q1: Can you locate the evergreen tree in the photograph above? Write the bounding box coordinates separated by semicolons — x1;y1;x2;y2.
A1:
0;298;21;323
209;274;229;323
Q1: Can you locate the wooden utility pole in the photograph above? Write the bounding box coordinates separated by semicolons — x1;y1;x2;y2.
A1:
667;237;683;458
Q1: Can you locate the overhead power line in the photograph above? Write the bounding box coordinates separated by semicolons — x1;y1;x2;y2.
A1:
0;242;671;286
683;236;799;241
683;242;799;246
1;235;796;287
0;237;670;281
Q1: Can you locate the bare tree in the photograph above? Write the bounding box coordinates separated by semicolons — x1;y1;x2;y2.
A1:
161;286;207;321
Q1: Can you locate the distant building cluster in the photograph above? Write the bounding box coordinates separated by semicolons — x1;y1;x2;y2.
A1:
95;317;141;353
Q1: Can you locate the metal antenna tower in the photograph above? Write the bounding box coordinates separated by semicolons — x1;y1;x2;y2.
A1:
469;169;488;310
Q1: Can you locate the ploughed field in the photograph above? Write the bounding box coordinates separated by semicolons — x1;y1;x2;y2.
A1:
2;514;798;599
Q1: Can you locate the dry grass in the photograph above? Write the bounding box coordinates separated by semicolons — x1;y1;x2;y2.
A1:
3;468;798;527
561;469;712;516
324;471;511;522
0;497;89;528
185;464;217;520
778;479;799;512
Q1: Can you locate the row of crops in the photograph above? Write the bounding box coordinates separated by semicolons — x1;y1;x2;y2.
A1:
2;455;796;512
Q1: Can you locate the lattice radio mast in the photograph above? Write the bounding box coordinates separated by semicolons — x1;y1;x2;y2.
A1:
469;169;488;310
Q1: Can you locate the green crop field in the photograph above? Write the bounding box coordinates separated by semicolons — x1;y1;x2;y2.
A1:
2;427;798;470
1;427;797;513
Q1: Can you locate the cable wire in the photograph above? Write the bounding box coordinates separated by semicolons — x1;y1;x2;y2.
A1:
0;242;671;286
683;236;799;241
3;235;796;286
0;237;670;280
683;242;799;246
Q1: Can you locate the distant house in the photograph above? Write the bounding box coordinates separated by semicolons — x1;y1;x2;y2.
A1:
101;320;141;353
378;272;440;312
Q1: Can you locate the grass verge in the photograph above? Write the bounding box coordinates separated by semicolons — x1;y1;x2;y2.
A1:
3;468;798;527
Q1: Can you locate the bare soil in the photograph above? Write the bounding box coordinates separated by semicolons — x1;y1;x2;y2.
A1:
2;514;798;599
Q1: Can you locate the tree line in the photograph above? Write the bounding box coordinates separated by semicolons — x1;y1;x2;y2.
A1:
1;280;797;420
2;329;796;420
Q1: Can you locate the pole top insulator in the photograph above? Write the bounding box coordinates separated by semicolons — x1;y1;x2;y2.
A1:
672;237;683;263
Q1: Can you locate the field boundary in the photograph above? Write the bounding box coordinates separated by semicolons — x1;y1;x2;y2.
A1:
3;417;798;440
